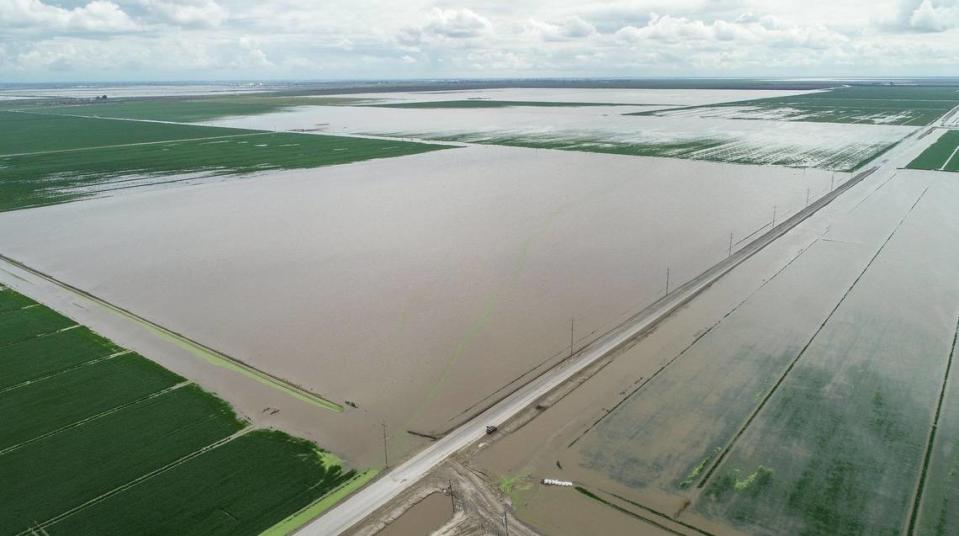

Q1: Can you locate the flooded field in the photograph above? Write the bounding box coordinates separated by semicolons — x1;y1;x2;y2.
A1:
375;493;453;536
0;143;833;466
206;101;912;171
313;88;822;107
469;145;959;535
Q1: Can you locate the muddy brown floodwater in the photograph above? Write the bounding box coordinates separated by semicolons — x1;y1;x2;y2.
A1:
0;144;833;467
375;492;453;536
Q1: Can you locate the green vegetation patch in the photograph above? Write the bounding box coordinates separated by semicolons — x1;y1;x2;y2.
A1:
0;111;251;155
907;130;959;171
30;95;372;123
635;86;959;126
0;287;35;313
0;285;367;535
0;122;450;212
47;430;356;536
0;305;75;347
368;100;629;109
0;385;244;532
0;353;183;450
0;327;121;389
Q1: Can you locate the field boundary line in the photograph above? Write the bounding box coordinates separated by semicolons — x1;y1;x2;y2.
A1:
0;381;189;456
695;184;930;490
0;349;131;395
23;427;255;535
0;253;342;412
905;316;959;535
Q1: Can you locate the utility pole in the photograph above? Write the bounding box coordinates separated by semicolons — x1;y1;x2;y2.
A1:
772;205;777;227
806;187;810;207
382;422;389;469
569;318;575;358
504;509;509;536
665;266;670;295
728;232;733;257
831;172;835;191
449;479;455;510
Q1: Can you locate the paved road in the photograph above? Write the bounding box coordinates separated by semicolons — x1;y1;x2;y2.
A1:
299;125;938;536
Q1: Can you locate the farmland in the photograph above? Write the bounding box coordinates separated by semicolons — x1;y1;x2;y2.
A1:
207;98;913;172
908;130;959;171
0;111;449;211
367;100;630;109
22;95;373;123
0;285;367;535
638;86;959;126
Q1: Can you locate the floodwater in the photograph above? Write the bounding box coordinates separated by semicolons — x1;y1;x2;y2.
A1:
0;144;834;466
205;104;912;171
315;88;822;107
468;134;950;534
375;493;453;536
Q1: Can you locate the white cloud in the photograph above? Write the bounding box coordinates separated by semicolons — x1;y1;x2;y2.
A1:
907;0;959;31
1;1;958;81
614;12;846;49
0;0;139;33
398;7;492;45
527;16;596;41
138;0;228;28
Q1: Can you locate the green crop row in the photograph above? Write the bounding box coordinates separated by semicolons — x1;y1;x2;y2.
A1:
0;353;184;451
0;111;252;155
0;306;75;347
0;286;365;536
0;287;35;313
908;130;959;171
0;326;122;389
47;430;357;536
0;385;244;532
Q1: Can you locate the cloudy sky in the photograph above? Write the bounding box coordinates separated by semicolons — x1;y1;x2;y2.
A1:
2;0;958;82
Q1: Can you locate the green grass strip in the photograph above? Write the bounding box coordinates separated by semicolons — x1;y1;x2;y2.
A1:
0;385;244;533
0;326;121;389
47;430;358;536
0;353;183;450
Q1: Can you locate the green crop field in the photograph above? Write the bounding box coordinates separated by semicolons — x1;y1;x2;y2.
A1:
907;130;959;171
367;100;631;109
0;111;251;155
0;286;35;313
0;111;450;212
27;95;371;123
0;327;121;389
0;305;75;347
0;286;365;536
0;353;183;451
635;86;959;126
47;430;356;536
0;385;243;532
